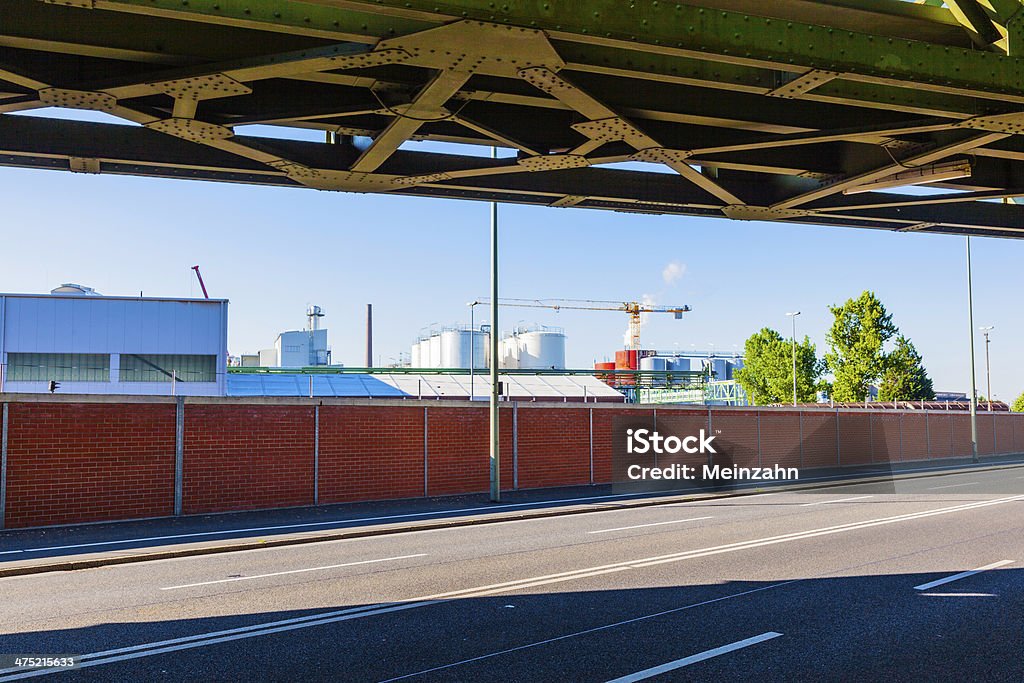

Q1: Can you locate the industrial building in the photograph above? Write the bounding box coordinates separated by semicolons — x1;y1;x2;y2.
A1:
0;285;228;396
596;349;743;381
258;305;333;368
412;324;566;370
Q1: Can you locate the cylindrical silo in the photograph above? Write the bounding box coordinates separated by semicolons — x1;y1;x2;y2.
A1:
514;328;566;369
640;356;668;386
428;333;442;368
411;340;422;368
440;329;474;369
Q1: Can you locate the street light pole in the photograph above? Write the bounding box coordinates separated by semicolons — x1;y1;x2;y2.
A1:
980;326;994;411
786;311;801;406
966;237;979;463
489;146;501;503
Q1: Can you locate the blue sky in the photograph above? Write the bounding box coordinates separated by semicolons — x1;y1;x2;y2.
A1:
2;111;1020;401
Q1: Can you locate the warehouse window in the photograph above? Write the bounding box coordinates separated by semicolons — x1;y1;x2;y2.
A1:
6;353;110;382
119;354;217;383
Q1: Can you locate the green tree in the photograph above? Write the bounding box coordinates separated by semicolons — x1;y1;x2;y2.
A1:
1012;392;1024;412
734;327;821;405
878;336;935;401
825;291;897;402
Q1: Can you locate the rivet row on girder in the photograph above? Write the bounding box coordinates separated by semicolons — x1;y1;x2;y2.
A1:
956;112;1024;134
631;148;694;164
145;118;234;143
38;88;116;111
394;172;453;185
721;205;814;220
68;157;101;174
517;154;590;170
766;69;839;99
550;195;586;207
155;74;252;102
897;222;939;232
571;118;649;147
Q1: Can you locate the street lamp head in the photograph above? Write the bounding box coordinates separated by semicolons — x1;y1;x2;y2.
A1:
980;325;994;333
786;311;801;317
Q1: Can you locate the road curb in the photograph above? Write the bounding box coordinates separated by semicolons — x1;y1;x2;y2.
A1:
2;459;1022;578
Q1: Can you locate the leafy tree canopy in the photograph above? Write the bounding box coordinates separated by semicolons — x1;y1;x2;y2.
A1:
825;291;897;402
878;336;935;401
1012;392;1024;413
734;327;821;405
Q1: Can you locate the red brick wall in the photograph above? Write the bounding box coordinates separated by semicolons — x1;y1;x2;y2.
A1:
656;409;710;472
901;414;929;462
425;405;513;496
927;414;954;459
801;412;839;469
711;410;761;469
4;400;1024;530
995;416;1015;455
870;413;902;464
182;405;314;514
590;408;647;484
318;405;424;504
517;408;591;489
837;412;872;466
4;402;175;528
951;414;974;457
759;412;802;468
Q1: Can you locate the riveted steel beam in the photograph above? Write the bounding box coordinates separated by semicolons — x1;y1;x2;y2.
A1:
331;0;1024;100
773;131;1009;208
72;0;1024;100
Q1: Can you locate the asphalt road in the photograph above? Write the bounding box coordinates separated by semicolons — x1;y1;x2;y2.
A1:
0;465;1022;682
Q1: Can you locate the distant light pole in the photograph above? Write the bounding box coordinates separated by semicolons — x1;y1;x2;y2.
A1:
966;237;979;462
488;146;500;503
980;326;994;412
786;311;801;406
468;300;481;401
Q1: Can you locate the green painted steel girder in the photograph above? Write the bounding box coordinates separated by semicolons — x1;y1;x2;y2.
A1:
79;0;1024;98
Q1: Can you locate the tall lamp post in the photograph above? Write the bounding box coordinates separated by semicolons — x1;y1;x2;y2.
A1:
786;311;801;406
467;300;481;401
966;237;979;463
980;326;994;412
488;146;500;503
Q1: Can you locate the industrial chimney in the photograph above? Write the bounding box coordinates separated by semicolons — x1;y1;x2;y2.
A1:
365;303;373;368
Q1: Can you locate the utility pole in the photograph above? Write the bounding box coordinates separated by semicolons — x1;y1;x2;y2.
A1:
786;311;801;406
489;147;501;503
966;237;979;463
980;326;994;412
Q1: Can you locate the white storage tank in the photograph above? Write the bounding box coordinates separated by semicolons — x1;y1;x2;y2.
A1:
640;356;669;371
501;326;566;370
440;329;473;369
427;334;442;368
411;340;422;368
471;329;487;370
668;358;690;373
640;355;668;386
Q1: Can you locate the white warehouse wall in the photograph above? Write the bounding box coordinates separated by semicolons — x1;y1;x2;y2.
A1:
0;293;228;396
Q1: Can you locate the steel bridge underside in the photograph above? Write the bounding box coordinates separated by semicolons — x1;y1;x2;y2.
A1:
4;0;1024;237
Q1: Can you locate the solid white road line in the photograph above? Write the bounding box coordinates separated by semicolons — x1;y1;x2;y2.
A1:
799;495;873;507
159;554;428;590
588;517;713;534
2;494;1021;681
920;592;996;597
604;632;783;682
926;482;979;491
378;583;796;682
913;560;1013;591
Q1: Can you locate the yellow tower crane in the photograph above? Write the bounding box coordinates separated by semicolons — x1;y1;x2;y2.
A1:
477;298;692;350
